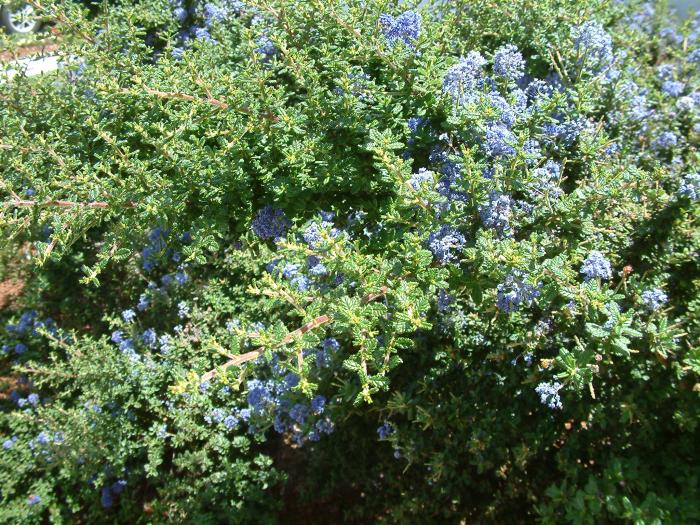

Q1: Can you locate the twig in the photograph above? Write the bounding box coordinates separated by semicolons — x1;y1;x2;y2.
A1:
124;87;279;123
199;314;332;383
199;285;391;383
4;199;135;209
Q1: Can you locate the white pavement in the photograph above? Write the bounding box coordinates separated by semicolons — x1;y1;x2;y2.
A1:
2;54;61;80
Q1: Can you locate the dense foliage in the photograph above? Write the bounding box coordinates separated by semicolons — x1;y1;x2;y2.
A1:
1;0;699;522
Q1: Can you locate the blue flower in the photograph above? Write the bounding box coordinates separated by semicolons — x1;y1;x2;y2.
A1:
427;226;466;264
408;168;434;191
377;421;394;440
535;381;562;409
255;34;277;57
531;160;563;198
27;393;40;406
571;21;614;75
177;301;189;319
173;6;187;22
662;80;685;97
641;288;668;311
101;485;113;508
660;26;683;45
111;479;127;494
443;51;487;105
251;206;290;240
523;139;542;165
206;408;225;424
479;191;514;235
142;328;157;348
679;173;700;200
437;289;453;313
122;309;136;323
323;338;340;352
289;403;309;424
493;44;525;81
308;258;328;277
656;64;675;80
28;495;41;506
689;48;700;63
14;343;27;355
379;10;421;48
484;124;517;157
194;26;215;43
159;335;172;354
407;116;426;134
247;379;275;414
486;92;519;128
3;436;17;449
315;418;334;435
651;131;678;151
628;94;652;123
311;395;326;414
111;330;123;344
223;414;238;430
496;271;541;313
204;3;227;24
137;294;150;311
580;251;612;281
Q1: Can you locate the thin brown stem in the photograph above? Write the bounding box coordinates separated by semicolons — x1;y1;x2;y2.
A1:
4;199;135;209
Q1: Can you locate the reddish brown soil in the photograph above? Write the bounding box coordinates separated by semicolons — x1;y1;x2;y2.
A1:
0;42;60;61
0;279;24;311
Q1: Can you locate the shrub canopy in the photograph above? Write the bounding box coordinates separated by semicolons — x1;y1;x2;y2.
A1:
1;0;699;523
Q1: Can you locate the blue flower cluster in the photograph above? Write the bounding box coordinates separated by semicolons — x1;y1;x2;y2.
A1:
141;227;188;274
427;225;466;264
442;51;488;106
110;330;142;363
496;271;541;313
493;44;525;81
641;288;668;311
427;143;468;209
571;21;616;77
651;131;678;151
5;310;57;338
268;261;311;292
408;168;435;191
377;421;394;440
662;80;685;98
255;34;277;58
535;381;563;409
2;311;58;362
484;124;517;157
15;391;41;409
252;206;291;241
530;160;563;198
679;173;700;201
170;0;239;57
379;10;421;48
199;336;341;446
302;212;340;249
580;251;612;281
243;370;334;446
479;191;514;236
100;479;127;509
28;430;65;460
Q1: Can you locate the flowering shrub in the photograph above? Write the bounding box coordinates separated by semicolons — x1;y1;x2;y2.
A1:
1;0;699;522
